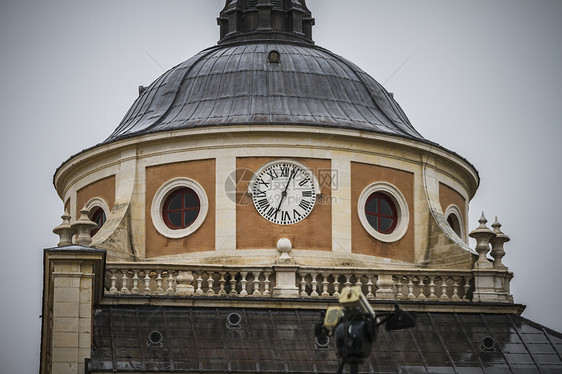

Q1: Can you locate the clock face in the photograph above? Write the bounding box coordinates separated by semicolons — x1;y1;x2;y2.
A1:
252;162;317;225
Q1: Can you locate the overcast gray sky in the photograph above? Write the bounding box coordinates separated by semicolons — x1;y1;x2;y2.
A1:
1;1;561;373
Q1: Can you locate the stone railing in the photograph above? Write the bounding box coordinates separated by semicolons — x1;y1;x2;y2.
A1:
296;268;473;301
104;264;477;302
105;265;274;297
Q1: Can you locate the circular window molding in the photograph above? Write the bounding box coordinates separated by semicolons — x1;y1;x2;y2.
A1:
151;177;208;239
358;182;409;243
444;204;464;239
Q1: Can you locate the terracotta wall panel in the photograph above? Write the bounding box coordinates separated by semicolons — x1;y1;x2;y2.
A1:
76;175;115;218
145;159;215;257
351;162;414;262
439;182;466;222
236;157;332;250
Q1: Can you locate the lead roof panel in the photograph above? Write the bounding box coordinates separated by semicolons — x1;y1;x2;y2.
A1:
105;43;424;144
89;306;562;373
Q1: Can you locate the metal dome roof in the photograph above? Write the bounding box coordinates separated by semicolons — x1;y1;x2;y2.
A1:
105;41;423;143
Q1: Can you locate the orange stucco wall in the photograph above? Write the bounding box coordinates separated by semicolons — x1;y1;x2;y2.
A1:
76;175;115;218
145;159;215;257
236;157;332;250
351;162;414;262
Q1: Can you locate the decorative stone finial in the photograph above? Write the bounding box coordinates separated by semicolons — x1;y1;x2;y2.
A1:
53;210;74;247
469;212;496;269
71;206;97;246
490;217;510;269
276;238;294;264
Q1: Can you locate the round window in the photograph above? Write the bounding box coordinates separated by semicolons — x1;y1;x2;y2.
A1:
162;188;200;229
151;177;208;239
365;192;397;234
358;182;409;243
90;207;107;236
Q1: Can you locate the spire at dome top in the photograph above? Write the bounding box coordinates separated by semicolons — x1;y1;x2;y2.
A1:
217;0;315;45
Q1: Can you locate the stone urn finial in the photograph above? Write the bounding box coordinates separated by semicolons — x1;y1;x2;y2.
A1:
469;212;496;269
490;217;510;269
53;210;74;247
276;238;294;264
71;206;98;246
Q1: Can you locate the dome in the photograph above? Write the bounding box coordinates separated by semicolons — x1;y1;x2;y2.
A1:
106;42;423;143
105;0;424;144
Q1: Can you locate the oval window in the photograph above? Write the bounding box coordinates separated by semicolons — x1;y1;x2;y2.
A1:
162;188;200;230
365;192;397;234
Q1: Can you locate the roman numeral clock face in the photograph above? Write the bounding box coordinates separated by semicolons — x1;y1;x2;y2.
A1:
252;162;316;225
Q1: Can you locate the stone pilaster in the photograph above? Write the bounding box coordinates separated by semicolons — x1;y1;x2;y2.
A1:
40;246;105;374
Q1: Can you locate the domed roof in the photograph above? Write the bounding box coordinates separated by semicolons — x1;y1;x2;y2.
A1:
105;1;424;144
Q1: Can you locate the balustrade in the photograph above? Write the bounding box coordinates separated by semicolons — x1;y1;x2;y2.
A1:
104;264;474;302
104;266;273;297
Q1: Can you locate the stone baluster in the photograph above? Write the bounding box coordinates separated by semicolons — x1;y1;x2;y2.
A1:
440;277;449;300
395;276;404;298
131;270;140;294
469;212;496;269
332;275;341;298
451;277;460;300
120;271;130;294
354;275;363;290
462;278;471;302
310;273;319;297
344;275;352;289
490;217;509;270
365;275;374;299
229;272;238;295
154;271;164;295
143;271;152;295
417;277;426;300
252;272;261;296
218;272;227;296
321;273;330;297
108;270;118;294
299;273;308;297
239;272;248;296
71;206;98;246
428;276;438;299
53;211;74;247
407;276;415;299
207;273;216;296
195;273;204;295
166;271;175;295
176;271;195;296
263;272;271;296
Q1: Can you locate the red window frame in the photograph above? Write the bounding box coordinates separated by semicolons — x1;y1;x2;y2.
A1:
162;188;200;229
90;207;106;236
365;192;397;234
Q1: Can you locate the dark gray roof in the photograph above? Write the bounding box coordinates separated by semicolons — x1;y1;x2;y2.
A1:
105;42;424;144
90;305;562;373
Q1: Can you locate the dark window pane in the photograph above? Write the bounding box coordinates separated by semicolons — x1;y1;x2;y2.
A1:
380;199;392;216
168;212;182;227
365;198;378;213
169;193;182;211
380;217;393;232
367;215;378;229
183;192;198;208
184;209;199;226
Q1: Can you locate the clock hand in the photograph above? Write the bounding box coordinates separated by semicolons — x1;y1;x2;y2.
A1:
276;168;297;211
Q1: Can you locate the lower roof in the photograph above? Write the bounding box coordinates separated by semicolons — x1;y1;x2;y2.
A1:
89;305;562;373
